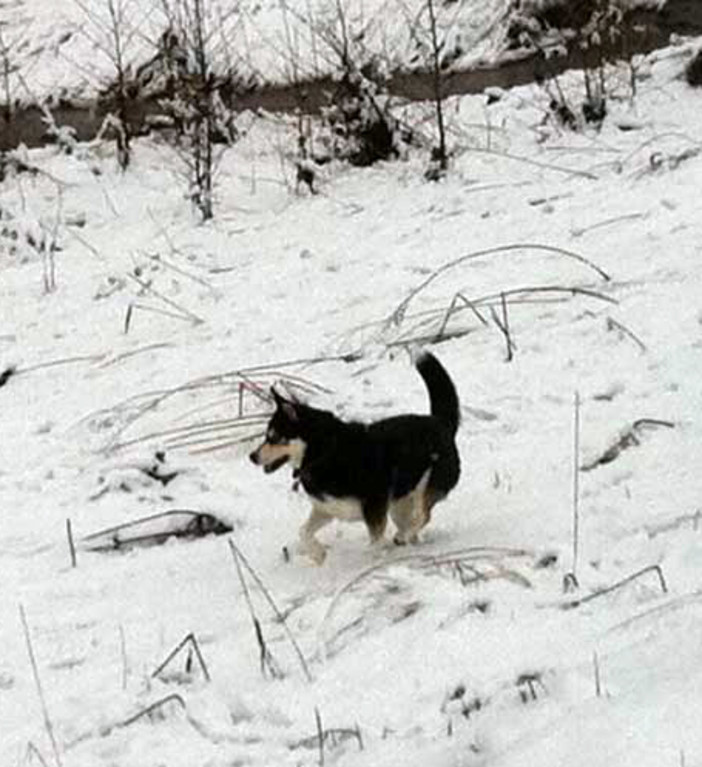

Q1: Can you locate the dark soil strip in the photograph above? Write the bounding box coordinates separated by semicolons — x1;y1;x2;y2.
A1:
1;0;701;151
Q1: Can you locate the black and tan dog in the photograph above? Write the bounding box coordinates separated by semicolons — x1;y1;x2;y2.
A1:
249;352;460;564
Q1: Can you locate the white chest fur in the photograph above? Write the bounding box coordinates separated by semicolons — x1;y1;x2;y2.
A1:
313;496;364;522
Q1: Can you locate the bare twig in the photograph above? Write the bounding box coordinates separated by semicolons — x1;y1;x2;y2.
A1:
152;632;211;682
562;564;668;610
66;519;77;568
593;651;601;698
117;693;186;729
25;742;51;767
315;707;325;766
20;605;63;767
572;391;581;581
119;624;128;691
489;292;515;361
606;316;646;353
571;212;647;238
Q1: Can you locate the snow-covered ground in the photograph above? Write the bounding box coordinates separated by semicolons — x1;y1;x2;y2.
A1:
2;34;702;767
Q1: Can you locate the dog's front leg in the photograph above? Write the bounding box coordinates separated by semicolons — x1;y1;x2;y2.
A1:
298;504;333;565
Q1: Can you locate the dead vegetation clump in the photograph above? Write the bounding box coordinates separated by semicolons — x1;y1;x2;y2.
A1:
510;0;648;131
685;48;702;86
317;68;408;168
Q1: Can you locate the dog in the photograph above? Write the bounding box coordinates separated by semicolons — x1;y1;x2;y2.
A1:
249;351;460;564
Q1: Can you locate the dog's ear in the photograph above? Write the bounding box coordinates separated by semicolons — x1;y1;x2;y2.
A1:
270;387;299;421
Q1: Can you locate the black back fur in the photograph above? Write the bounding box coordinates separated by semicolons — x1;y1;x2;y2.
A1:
271;352;460;521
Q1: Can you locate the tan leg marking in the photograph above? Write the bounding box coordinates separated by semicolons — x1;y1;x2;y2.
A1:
390;468;433;545
298;504;333;565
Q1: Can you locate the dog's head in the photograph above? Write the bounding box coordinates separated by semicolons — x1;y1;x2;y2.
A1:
249;390;307;474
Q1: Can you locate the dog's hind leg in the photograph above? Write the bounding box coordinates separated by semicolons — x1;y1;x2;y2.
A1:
298;504;333;565
391;468;432;545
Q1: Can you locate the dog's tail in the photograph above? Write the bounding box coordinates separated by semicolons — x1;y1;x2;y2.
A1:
415;351;460;436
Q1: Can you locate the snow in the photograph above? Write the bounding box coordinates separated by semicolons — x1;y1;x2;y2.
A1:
1;0;515;103
2;30;702;767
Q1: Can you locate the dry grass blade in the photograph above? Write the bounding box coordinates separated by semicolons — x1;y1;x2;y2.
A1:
489;292;515;361
152;633;211;682
117;693;186;729
607;590;702;634
229;540;284;680
462;146;599;180
435;292;488;341
98;343;174;369
66;518;77;568
388;245;611;328
606;316;646;353
173;430;266;455
581;418;674;472
111;413;269;453
25;741;51;767
126;273;204;325
571;212;647;238
322;546;533;629
20;605;63;767
228;539;313;682
377;284;615;349
571;390;581;582
315;707;325;766
292;722;365;756
87;362;334;453
17;353;106;376
562;564;668;610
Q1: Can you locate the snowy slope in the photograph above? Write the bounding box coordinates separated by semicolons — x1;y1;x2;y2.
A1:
2;37;702;767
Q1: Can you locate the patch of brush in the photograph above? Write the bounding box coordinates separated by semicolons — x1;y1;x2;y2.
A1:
322;572;425;659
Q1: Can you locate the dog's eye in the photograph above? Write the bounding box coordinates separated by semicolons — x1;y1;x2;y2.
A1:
267;428;286;444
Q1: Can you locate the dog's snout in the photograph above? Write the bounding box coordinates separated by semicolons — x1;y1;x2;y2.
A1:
249;449;260;465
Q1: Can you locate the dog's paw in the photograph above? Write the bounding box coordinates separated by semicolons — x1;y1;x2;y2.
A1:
297;538;328;565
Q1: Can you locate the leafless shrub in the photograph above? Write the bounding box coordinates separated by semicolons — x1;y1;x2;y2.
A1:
0;26;17;126
0;22;30;133
154;0;240;220
72;0;157;168
298;3;407;169
515;0;638;131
